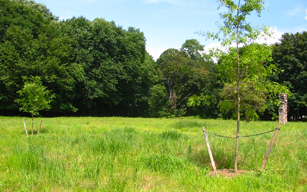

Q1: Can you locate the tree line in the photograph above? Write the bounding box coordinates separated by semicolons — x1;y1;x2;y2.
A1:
0;0;306;120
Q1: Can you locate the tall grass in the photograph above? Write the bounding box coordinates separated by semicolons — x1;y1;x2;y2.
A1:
0;116;306;191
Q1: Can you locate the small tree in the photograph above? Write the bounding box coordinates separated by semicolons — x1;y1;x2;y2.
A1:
15;76;55;135
204;0;289;172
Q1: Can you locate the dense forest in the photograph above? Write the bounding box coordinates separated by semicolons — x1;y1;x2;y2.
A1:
0;0;306;120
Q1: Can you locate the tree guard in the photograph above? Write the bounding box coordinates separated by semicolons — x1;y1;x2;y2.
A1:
279;93;288;124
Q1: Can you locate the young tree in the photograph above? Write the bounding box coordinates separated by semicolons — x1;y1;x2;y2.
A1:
204;0;288;172
15;76;55;135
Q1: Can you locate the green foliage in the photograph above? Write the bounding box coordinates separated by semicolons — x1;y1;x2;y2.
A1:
157;40;213;116
187;56;221;118
148;84;168;117
181;39;204;60
0;0;79;114
15;76;55;116
0;1;159;117
12;0;58;20
62;17;158;116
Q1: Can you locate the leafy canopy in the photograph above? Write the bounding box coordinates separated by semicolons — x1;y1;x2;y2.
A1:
205;0;267;46
15;76;55;116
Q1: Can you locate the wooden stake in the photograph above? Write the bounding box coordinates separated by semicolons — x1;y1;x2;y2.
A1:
261;93;287;170
23;119;28;136
261;123;282;170
202;127;217;174
37;120;42;135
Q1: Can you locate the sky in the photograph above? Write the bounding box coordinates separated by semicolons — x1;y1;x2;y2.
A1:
34;0;307;60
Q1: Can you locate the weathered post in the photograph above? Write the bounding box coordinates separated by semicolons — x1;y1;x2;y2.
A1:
37;120;42;135
261;93;287;170
23;119;28;136
202;127;217;174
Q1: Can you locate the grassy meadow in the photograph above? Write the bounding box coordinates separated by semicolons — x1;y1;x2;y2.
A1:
0;116;306;191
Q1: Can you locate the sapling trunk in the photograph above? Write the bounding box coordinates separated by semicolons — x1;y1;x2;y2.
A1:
234;96;240;173
234;2;241;173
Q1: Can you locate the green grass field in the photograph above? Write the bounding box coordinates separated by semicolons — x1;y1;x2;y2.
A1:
0;116;306;191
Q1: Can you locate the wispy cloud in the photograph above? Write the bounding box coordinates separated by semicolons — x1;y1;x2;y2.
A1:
143;0;185;6
284;7;302;16
305;9;307;20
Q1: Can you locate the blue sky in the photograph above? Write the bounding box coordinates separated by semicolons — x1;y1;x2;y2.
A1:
35;0;307;60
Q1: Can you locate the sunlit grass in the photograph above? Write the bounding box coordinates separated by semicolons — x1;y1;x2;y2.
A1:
0;116;306;191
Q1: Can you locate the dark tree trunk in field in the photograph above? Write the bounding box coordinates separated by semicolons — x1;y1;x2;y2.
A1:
246;116;250;123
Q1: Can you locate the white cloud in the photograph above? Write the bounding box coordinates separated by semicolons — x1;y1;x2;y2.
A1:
146;47;168;61
305;9;307;20
255;27;283;45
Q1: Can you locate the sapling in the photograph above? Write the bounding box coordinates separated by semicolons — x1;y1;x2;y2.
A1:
15;76;55;135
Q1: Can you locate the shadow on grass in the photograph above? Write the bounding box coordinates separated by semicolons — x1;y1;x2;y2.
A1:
169;120;206;129
159;130;185;140
21;127;49;135
186;146;234;170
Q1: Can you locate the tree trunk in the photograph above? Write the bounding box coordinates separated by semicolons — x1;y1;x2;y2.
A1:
234;96;240;173
234;0;241;174
246;116;250;123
